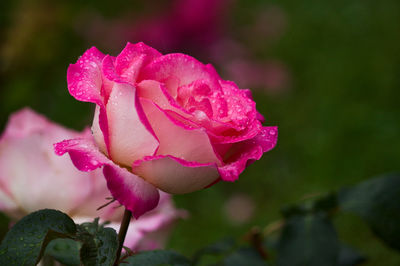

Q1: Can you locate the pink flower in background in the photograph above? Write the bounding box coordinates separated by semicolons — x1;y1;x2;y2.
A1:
130;0;229;53
0;108;186;250
224;193;255;225
78;1;290;96
79;0;230;54
55;42;277;218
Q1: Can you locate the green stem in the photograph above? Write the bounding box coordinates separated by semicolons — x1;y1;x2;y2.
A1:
114;208;132;265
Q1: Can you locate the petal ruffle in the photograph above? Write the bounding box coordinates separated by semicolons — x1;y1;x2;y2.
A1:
115;42;162;83
132;155;220;194
139;53;221;96
218;126;278;182
54;137;160;218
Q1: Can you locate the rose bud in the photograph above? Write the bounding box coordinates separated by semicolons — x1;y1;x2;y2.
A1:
55;42;277;218
0;108;186;250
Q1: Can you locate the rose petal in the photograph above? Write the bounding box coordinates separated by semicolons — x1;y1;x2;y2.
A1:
67;48;113;155
218;126;278;182
139;53;221;96
103;165;160;219
67;47;105;105
106;82;159;167
102;55;122;83
140;98;221;165
209;119;262;144
115;42;162;83
54;137;160;218
137;80;196;124
0;189;16;212
91;106;108;156
0;137;93;215
137;80;177;110
1;108;53;139
220;80;257;129
1;107;81;142
0;109;97;217
132;155;220;194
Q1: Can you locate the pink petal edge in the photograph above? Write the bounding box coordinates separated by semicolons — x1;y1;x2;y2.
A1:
218;126;278;182
54;137;160;218
139;53;221;94
67;47;105;105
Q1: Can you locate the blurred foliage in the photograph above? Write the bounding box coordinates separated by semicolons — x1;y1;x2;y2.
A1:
1;0;400;265
1;174;399;265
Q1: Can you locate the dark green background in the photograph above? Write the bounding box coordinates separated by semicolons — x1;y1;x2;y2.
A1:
1;0;399;265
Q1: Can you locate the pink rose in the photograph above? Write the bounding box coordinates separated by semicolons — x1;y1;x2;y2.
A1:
0;108;186;250
55;42;277;218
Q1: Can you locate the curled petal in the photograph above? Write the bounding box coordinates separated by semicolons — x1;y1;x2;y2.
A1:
132;155;220;194
137;80;181;111
218;126;278;182
102;55;122;83
54;137;160;218
115;42;162;83
209;120;262;144
67;48;112;155
67;47;105;105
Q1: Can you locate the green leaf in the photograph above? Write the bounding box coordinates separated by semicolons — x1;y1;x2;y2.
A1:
0;209;76;266
121;250;191;266
192;238;236;264
281;193;338;219
45;238;81;266
223;247;267;266
337;244;366;266
338;173;400;250
77;220;118;266
276;213;339;266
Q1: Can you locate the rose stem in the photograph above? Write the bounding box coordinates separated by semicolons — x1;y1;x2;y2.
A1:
114;208;133;265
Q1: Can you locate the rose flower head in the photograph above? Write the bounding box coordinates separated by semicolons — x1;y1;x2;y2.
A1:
55;42;277;218
0;108;186;250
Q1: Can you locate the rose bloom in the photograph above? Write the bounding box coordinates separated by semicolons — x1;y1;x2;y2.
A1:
55;42;277;218
0;108;186;250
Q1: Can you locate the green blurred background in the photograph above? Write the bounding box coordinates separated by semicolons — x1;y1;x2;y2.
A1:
1;0;399;264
